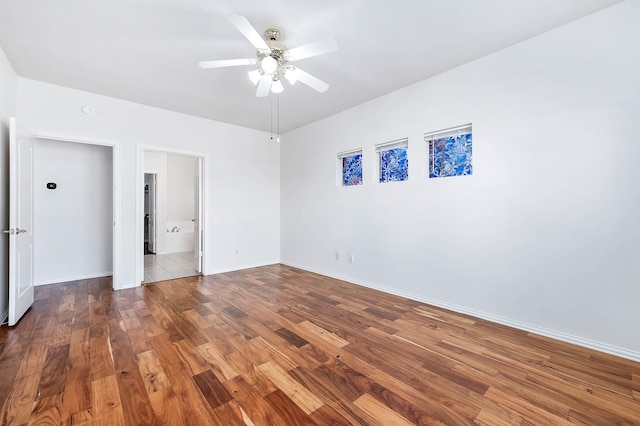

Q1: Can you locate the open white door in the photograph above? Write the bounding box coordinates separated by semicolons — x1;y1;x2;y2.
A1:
194;158;203;273
147;174;157;254
6;117;35;326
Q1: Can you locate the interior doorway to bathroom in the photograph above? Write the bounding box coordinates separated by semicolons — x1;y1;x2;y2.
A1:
142;150;203;284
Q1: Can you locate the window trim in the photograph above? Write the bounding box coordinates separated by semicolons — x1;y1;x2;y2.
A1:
375;138;409;183
425;123;472;179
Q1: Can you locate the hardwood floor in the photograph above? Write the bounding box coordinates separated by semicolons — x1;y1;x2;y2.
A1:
1;264;639;425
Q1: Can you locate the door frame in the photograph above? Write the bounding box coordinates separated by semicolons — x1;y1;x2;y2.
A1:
31;132;121;290
194;157;203;273
136;145;208;285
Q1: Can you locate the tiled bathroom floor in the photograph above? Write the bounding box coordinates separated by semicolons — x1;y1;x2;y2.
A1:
143;251;200;284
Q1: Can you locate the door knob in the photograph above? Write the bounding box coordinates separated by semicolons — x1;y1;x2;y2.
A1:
2;229;14;235
16;229;27;234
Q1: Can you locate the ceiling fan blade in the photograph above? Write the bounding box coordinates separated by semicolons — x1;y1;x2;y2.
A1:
285;37;338;62
294;68;329;93
227;15;270;52
256;75;272;97
199;58;257;69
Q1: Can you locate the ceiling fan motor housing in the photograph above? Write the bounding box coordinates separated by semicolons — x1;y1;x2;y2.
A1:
258;29;288;70
265;28;280;41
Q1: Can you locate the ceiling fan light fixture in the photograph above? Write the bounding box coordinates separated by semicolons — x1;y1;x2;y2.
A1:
271;78;284;94
261;56;278;74
285;68;298;85
248;69;262;85
199;15;336;98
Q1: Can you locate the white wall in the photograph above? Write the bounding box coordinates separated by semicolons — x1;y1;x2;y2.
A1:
17;78;281;288
0;46;17;322
167;154;196;223
281;1;640;360
34;139;113;285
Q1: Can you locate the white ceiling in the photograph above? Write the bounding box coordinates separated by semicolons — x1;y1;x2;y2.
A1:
0;0;623;134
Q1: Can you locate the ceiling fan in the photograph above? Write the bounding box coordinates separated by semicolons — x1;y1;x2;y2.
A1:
199;15;338;97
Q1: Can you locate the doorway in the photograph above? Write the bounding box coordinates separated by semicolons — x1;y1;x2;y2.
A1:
33;139;114;286
7;118;120;325
141;150;204;284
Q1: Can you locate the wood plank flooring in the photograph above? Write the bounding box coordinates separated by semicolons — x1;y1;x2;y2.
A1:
1;264;639;425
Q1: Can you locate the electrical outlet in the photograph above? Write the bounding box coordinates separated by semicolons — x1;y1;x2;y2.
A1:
235;248;239;254
348;254;355;264
335;252;340;261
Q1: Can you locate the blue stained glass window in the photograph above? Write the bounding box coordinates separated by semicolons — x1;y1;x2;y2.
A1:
379;147;408;183
342;153;362;186
428;131;472;178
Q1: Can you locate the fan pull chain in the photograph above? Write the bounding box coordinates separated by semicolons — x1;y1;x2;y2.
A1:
277;94;280;143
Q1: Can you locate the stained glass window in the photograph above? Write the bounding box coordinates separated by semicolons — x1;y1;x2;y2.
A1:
376;139;408;183
338;150;362;186
426;125;472;178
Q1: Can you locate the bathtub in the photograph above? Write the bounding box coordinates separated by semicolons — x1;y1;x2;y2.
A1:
166;221;194;253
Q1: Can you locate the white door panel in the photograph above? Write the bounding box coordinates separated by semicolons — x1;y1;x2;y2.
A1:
148;174;157;253
8;117;35;326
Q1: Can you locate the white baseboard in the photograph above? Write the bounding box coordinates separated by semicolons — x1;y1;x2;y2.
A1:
280;261;640;363
1;310;7;326
208;261;280;276
35;271;113;287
